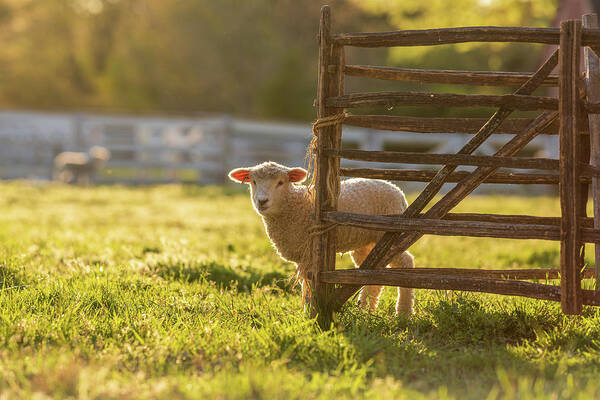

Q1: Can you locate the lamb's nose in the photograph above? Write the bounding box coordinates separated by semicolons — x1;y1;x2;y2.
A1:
258;199;269;207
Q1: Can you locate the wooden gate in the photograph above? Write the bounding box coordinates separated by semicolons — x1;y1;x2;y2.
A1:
310;6;600;322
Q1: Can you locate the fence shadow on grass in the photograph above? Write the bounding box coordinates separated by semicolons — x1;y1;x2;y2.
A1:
148;259;294;293
336;293;600;393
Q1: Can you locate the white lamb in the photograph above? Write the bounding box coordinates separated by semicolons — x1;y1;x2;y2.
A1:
229;161;415;315
53;146;111;185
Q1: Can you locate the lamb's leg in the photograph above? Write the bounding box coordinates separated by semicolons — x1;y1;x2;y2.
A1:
73;168;82;185
295;263;312;305
388;250;415;316
350;244;383;311
61;169;75;184
82;171;91;186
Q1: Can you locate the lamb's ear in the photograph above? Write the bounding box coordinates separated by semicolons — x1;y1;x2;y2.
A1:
288;168;307;183
228;168;251;183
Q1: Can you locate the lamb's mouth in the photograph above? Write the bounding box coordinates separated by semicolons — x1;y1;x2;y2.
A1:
257;205;270;212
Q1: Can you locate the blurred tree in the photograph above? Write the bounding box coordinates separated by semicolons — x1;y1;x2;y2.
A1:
0;1;89;108
349;0;559;69
0;0;391;120
0;0;582;120
352;0;558;29
343;0;570;118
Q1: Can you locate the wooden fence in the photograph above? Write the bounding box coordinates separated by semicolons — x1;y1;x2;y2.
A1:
310;6;600;321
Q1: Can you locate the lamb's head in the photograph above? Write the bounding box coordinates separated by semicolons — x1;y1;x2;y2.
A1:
228;162;307;216
89;146;111;167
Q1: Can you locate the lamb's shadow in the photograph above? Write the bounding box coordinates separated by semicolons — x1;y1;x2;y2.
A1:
149;259;293;293
337;294;600;393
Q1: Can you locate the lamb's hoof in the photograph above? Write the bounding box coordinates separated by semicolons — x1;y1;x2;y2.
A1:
395;307;414;317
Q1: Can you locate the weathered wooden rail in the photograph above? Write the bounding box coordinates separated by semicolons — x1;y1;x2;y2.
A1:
343;114;575;134
342;65;560;87
309;6;600;322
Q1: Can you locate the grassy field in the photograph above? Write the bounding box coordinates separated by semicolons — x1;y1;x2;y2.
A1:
2;181;600;399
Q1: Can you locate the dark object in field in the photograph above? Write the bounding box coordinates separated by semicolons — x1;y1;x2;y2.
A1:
53;146;111;185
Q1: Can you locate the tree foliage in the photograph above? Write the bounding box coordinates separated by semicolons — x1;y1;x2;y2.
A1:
0;0;562;120
350;0;559;68
0;0;391;120
344;0;562;117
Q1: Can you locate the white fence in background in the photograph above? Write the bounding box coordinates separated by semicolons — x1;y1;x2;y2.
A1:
0;110;559;192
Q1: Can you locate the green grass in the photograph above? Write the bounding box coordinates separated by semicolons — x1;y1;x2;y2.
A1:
1;181;600;399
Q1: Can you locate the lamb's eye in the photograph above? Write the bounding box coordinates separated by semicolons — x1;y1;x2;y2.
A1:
277;181;284;186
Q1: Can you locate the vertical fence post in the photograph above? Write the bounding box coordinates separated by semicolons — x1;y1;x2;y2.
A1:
559;19;583;314
583;14;600;290
311;5;344;326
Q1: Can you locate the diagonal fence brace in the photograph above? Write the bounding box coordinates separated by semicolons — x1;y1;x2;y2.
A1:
347;50;559;282
332;109;559;309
